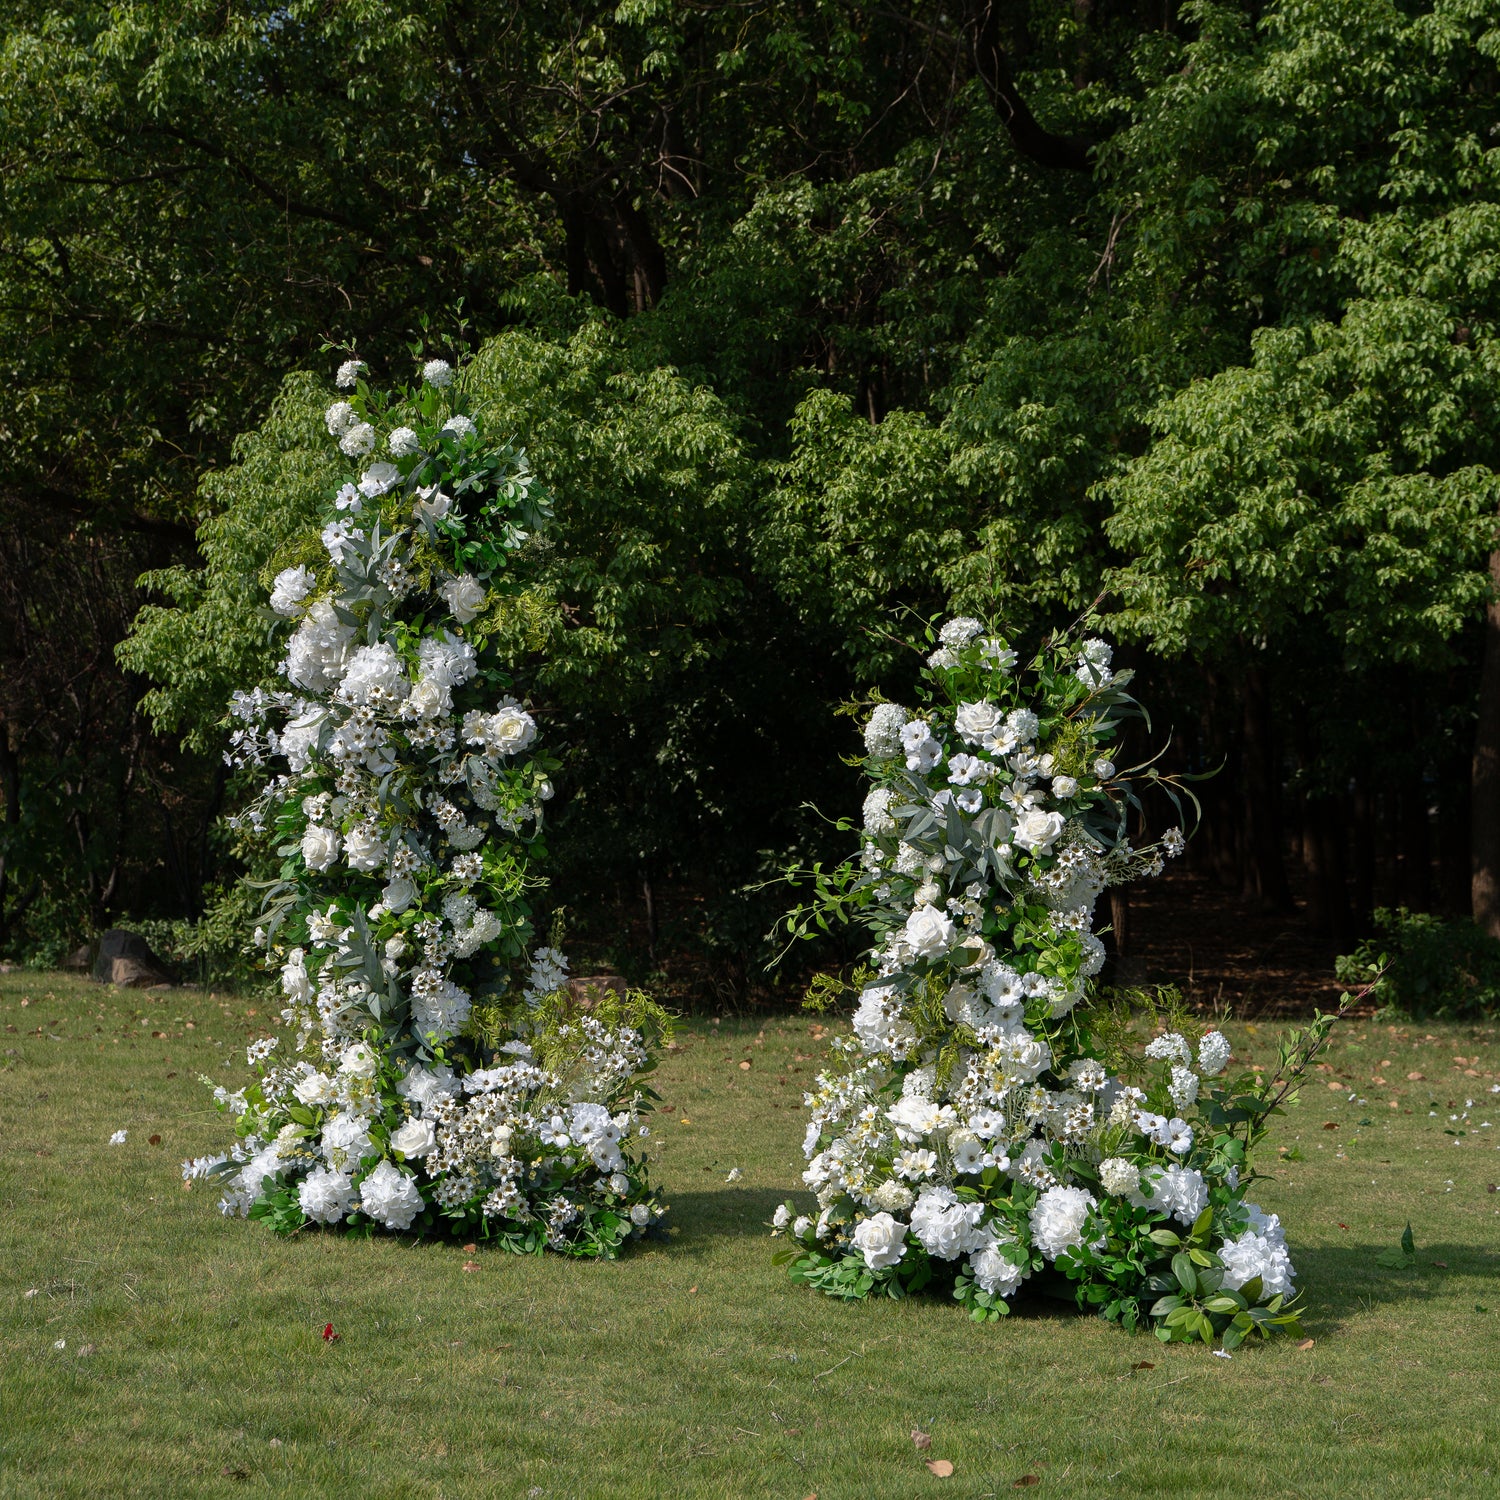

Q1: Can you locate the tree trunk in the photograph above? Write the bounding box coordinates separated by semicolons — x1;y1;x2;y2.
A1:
1472;545;1500;936
1240;666;1294;911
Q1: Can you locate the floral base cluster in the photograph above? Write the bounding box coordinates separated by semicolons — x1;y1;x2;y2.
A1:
773;620;1305;1348
186;358;666;1257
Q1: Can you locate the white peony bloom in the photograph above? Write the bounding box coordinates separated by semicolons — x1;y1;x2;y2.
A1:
910;1185;985;1261
301;824;341;871
299;1167;358;1225
269;565;315;616
439;574;487;623
1013;808;1066;854
388;426;420;457
339;422;376;457
397;1064;460;1112
1198;1030;1232;1076
1099;1158;1141;1197
417;633;477;689
903;905;955;958
851;1212;908;1270
285;600;354;692
422;358;454;387
391;1117;436;1158
343;823;385;873
863;702;909;757
280;948;313;1004
339;1042;379;1078
358;460;403;498
954;700;1004;745
358;1160;425;1231
1029;1185;1098;1261
293;1070;336;1107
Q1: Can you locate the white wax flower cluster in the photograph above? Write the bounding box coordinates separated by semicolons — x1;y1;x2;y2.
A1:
200;360;664;1257
776;622;1296;1339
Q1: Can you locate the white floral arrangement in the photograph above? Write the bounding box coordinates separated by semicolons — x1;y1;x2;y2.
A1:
773;618;1312;1349
184;357;668;1258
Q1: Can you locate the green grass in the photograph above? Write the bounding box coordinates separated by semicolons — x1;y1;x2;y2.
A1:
2;972;1498;1499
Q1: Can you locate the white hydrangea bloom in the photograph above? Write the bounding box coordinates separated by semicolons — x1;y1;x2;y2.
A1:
862;702;908;757
422;358;454;387
270;565;316;617
299;1167;358;1225
1198;1030;1232;1076
1029;1185;1098;1261
358;1160;425;1231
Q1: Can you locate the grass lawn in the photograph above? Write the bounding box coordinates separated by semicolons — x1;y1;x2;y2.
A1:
2;970;1498;1499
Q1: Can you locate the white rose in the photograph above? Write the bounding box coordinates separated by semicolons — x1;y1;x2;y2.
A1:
413;486;452;522
954;700;1004;745
440;574;487;623
301;824;341;871
489;704;537;756
1013;808;1066;854
851;1212;908;1270
903;904;955;958
343;824;385;873
629;1203;651;1227
391;1118;437;1158
407;676;449;719
1051;774;1078;798
382;876;417;914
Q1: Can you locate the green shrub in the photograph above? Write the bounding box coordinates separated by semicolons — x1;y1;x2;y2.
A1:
1336;908;1500;1019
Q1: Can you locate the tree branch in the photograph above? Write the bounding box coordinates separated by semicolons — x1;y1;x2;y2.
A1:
970;2;1094;173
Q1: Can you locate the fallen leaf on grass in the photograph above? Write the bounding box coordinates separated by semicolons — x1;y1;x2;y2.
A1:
911;1429;932;1450
1407;1072;1424;1081
148;1134;162;1145
1013;1476;1039;1488
462;1260;481;1273
463;1243;478;1254
77;1343;96;1358
221;1468;249;1481
739;1060;752;1070
687;1285;698;1295
1432;1261;1449;1269
1131;1361;1155;1371
926;1459;954;1477
321;1323;339;1342
1297;1338;1315;1352
1322;1122;1339;1131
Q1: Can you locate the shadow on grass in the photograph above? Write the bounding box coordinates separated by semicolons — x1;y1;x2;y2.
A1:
1293;1242;1496;1329
664;1187;790;1241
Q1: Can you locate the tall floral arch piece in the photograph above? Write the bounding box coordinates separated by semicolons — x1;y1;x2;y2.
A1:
776;618;1311;1349
186;357;667;1258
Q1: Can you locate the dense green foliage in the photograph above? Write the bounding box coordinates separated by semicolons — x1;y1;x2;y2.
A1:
3;1;1499;992
1338;906;1500;1018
